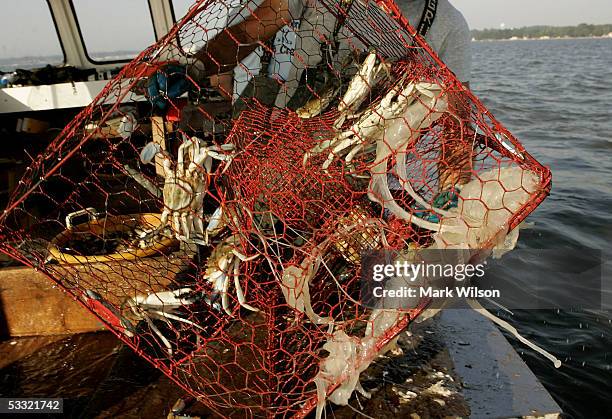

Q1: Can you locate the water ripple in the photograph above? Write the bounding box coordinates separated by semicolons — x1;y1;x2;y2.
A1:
472;38;612;418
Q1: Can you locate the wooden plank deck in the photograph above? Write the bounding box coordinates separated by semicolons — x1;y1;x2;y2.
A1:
0;255;192;337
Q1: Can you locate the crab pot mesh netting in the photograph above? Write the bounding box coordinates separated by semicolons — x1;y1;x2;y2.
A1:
0;0;551;417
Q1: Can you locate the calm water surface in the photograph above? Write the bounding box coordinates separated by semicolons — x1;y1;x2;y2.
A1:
471;38;612;419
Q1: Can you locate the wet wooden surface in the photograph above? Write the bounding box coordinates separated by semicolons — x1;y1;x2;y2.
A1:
0;267;104;337
0;302;562;418
0;321;470;419
0;333;212;419
0;255;192;337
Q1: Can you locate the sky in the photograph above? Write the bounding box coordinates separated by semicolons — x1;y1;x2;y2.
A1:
452;0;612;30
0;0;611;59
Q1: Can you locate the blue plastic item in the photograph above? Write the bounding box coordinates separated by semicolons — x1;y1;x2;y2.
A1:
412;190;459;223
146;64;189;110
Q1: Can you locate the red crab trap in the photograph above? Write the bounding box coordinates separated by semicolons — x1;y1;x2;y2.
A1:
0;0;552;417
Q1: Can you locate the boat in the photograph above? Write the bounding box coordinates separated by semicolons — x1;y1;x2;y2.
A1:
0;1;562;418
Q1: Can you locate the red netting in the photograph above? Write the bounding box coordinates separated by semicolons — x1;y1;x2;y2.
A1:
0;0;551;417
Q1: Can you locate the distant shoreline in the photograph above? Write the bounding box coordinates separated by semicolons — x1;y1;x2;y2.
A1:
471;23;612;42
474;35;612;42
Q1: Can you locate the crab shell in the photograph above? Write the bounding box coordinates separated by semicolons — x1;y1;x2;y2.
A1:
338;50;391;115
204;235;240;277
333;207;382;264
163;171;209;212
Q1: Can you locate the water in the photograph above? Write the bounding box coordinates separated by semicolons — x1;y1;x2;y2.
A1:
0;52;138;72
471;38;612;419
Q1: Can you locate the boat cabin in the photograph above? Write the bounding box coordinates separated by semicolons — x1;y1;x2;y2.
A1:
0;0;195;208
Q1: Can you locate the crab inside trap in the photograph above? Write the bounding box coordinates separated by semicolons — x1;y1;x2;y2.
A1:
0;0;551;417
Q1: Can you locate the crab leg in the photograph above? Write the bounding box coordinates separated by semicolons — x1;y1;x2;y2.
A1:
395;153;455;218
134;288;194;306
209;270;226;297
345;144;365;163
232;258;260;312
205;206;225;244
338;49;390;114
193;207;205;239
389;86;455;218
231;249;260;262
176;140;191;178
142;311;173;356
321;128;368;170
280;243;333;325
206;254;233;315
123;164;162;198
180;212;191;239
209;254;230;288
368;141;460;233
173;212;182;238
162;157;174;179
221;267;232;315
159;210;170;231
149;309;207;332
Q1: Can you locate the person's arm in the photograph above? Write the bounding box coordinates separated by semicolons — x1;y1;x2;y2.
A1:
194;0;292;76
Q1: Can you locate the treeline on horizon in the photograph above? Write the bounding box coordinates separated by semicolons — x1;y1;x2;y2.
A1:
471;23;612;40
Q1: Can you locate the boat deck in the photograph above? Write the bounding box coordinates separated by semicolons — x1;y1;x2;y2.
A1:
0;303;562;418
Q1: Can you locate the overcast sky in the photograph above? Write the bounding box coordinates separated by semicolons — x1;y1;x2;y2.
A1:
0;0;611;59
452;0;612;29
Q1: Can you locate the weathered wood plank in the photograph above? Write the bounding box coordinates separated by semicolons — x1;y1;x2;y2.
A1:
151;116;166;177
0;266;105;337
0;255;192;337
